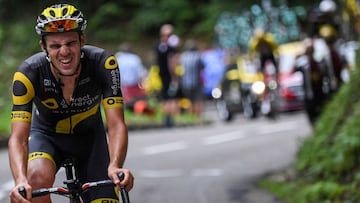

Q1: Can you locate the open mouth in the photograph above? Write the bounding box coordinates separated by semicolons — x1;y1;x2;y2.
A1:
60;58;72;65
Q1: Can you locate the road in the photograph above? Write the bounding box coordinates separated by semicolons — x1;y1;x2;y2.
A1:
0;106;312;203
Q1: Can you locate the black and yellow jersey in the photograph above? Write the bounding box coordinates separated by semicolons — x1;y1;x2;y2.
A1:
11;45;123;135
249;32;278;56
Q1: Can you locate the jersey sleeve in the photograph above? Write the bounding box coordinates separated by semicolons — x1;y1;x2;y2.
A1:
99;53;124;110
11;63;36;123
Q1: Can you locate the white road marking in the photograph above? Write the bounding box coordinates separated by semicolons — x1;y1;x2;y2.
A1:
142;141;187;155
258;121;297;134
139;168;224;178
191;168;224;177
140;169;183;178
202;131;245;145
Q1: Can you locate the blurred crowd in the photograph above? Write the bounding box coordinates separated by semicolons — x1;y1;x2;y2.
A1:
115;24;227;127
115;0;360;126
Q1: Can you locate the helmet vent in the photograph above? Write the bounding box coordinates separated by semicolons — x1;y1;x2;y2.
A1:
49;10;55;18
40;15;47;21
63;8;68;16
72;10;80;18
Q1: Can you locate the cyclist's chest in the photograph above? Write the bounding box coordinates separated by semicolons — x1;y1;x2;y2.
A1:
36;74;101;113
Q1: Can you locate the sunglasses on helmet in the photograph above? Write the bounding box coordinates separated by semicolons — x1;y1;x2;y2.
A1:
44;19;79;33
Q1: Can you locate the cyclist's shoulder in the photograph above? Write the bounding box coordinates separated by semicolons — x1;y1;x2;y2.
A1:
82;45;118;69
83;45;113;59
18;52;47;72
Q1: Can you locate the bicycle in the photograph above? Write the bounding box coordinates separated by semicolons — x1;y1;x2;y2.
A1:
18;158;130;203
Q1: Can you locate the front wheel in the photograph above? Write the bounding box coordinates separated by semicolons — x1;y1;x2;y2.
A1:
216;100;233;121
242;94;258;119
261;90;279;119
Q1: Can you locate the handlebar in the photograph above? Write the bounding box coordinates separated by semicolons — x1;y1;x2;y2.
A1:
18;172;129;203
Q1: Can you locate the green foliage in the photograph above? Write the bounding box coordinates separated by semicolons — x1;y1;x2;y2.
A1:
262;47;360;202
0;21;40;118
260;179;305;203
87;2;127;42
303;181;345;202
0;103;11;135
296;68;360;180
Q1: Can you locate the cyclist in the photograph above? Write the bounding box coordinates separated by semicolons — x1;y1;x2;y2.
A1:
8;4;134;203
248;28;279;77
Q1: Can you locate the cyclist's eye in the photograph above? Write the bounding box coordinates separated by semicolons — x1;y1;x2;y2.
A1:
67;41;78;47
49;44;62;49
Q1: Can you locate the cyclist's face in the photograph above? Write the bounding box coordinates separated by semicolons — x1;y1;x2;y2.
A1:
42;32;85;75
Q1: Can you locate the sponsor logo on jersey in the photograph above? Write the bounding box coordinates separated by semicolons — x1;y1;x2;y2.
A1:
11;111;32;123
102;97;123;109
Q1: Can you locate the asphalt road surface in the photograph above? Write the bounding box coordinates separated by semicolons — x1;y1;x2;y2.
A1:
0;106;312;203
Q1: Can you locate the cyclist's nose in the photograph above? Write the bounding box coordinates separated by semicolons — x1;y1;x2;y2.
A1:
59;45;71;56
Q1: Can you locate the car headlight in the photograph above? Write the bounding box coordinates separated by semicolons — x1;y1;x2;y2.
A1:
211;87;222;99
251;81;265;95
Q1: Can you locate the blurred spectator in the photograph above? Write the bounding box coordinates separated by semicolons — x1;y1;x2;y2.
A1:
201;45;226;97
307;0;341;38
318;24;349;94
155;24;182;127
180;39;204;117
297;38;326;125
115;42;148;111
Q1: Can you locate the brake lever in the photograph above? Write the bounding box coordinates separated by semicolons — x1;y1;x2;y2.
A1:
117;172;130;203
18;186;27;198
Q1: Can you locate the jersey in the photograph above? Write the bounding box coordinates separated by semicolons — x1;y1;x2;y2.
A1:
180;50;203;90
11;45;123;135
249;32;278;56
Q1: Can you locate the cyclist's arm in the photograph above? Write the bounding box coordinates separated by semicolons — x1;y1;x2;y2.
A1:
8;121;32;202
104;107;134;191
105;107;128;169
9;67;34;201
99;52;134;190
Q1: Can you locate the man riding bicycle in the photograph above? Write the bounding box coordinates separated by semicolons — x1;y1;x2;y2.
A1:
248;28;279;76
8;4;134;203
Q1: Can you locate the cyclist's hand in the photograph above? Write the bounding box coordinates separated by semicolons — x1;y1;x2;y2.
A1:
109;168;134;192
9;184;32;203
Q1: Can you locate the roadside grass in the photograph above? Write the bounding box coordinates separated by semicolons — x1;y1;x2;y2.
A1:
124;108;211;130
0;104;11;138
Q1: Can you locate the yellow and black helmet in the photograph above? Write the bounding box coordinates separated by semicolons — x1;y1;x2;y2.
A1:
35;4;87;35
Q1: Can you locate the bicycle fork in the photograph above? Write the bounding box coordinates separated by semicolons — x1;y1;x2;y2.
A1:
63;159;83;203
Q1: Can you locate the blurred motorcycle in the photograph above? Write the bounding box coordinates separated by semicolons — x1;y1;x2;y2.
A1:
212;55;265;121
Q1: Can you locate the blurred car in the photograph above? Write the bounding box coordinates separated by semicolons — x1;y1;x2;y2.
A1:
277;41;306;112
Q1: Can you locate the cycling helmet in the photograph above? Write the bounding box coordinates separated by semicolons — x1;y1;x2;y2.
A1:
35;4;87;35
254;28;265;39
319;0;337;13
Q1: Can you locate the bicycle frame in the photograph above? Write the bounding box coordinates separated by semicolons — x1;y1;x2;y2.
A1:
19;158;130;203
